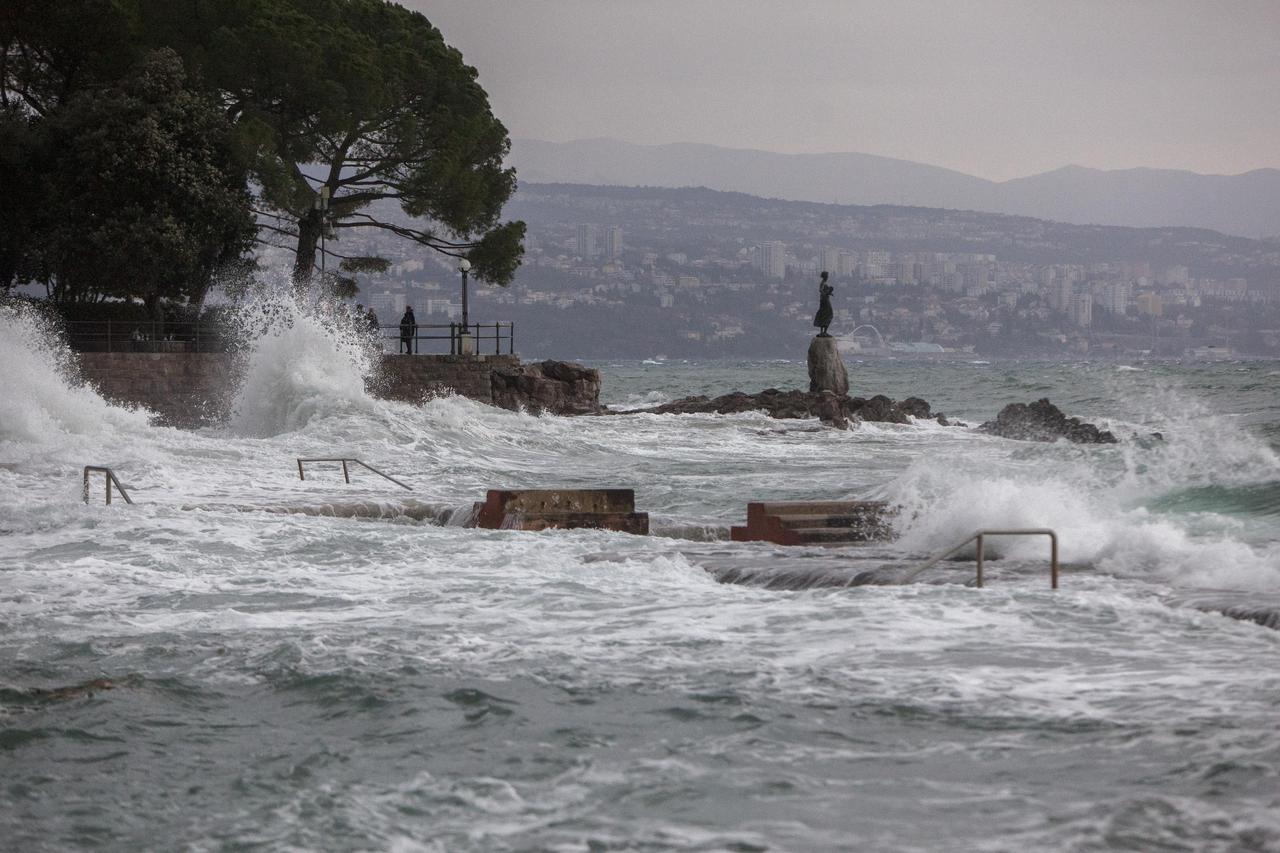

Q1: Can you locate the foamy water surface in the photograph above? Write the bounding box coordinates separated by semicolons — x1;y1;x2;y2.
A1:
2;300;1279;851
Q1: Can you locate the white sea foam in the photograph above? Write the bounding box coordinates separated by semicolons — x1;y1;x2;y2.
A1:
886;389;1280;590
0;302;152;446
226;287;381;438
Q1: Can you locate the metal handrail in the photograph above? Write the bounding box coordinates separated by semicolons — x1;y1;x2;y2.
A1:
296;458;412;491
904;528;1059;588
380;322;515;356
83;466;134;505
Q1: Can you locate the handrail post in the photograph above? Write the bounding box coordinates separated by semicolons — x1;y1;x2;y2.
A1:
83;469;90;503
298;459;305;480
1050;531;1059;590
341;460;350;483
974;534;984;587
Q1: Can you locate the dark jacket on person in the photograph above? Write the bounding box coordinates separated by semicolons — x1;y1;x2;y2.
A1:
399;308;417;339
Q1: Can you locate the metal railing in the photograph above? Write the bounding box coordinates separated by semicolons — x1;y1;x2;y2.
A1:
904;528;1059;588
65;321;229;353
60;319;515;356
382;322;514;356
296;458;412;491
83;466;133;505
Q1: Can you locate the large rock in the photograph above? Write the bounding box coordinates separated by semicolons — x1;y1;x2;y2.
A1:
490;359;602;415
979;398;1117;444
807;335;849;396
623;389;944;430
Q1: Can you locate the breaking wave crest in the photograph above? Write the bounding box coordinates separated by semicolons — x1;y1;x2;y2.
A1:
0;301;152;446
226;287;381;438
886;382;1280;591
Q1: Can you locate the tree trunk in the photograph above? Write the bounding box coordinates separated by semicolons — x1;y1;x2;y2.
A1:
293;209;322;285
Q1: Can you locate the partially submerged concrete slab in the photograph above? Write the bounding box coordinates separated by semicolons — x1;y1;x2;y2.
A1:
471;489;648;535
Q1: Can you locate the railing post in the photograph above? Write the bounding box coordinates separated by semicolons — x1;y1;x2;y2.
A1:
341;460;350;483
1050;532;1059;590
105;475;112;505
298;459;305;481
83;469;90;504
974;534;984;587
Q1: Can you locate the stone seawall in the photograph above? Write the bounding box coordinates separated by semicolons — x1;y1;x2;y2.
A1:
76;352;599;426
76;352;237;427
376;354;520;405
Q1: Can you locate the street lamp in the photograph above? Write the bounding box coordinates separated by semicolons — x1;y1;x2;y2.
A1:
458;258;473;354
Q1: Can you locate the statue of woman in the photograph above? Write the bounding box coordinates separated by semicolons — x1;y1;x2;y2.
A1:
813;271;834;337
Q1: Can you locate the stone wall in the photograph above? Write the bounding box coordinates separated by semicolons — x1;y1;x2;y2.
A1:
375;354;520;405
76;352;237;427
76;352;599;426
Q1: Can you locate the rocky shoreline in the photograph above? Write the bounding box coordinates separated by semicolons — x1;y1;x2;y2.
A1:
615;389;956;431
522;355;1116;445
608;386;1116;445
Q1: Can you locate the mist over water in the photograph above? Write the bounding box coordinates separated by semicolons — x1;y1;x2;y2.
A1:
2;302;1278;850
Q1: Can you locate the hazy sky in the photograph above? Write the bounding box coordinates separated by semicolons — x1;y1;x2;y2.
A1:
409;0;1280;181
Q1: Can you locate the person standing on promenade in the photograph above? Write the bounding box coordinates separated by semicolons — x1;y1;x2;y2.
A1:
813;271;834;337
399;306;417;354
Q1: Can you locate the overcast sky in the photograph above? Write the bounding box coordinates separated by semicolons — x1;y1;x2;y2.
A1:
407;0;1280;181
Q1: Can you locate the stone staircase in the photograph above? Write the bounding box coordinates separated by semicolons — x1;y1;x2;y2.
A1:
730;500;894;546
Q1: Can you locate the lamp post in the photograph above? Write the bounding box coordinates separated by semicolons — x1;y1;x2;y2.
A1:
458;258;473;354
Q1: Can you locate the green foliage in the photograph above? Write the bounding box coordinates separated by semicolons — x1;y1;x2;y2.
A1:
467;221;527;287
9;49;256;314
1;0;523;308
152;0;524;285
339;256;392;274
0;0;140;117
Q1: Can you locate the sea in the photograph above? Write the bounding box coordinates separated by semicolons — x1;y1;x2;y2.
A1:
2;298;1278;852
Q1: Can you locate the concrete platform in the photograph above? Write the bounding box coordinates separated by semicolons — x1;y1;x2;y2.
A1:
471;489;648;534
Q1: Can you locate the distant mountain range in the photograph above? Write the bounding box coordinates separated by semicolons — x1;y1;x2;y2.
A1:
509;138;1280;239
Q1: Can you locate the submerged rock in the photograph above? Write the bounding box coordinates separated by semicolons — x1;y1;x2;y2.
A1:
979;398;1117;444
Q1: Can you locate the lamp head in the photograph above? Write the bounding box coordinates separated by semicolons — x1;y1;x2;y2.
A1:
458;259;472;273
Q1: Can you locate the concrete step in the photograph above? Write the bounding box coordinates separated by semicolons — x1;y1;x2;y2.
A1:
498;511;649;535
748;500;887;521
773;513;886;529
787;526;879;544
474;488;637;529
733;499;896;546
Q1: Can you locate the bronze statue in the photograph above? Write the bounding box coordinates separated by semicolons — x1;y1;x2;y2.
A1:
813;271;834;337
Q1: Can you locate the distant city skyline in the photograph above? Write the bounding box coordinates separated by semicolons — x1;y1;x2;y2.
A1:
413;0;1280;182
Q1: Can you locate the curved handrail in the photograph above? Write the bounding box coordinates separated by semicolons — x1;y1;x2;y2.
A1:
296;457;412;491
903;528;1059;588
83;466;133;505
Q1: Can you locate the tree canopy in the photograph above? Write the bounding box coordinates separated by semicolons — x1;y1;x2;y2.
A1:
0;0;524;311
147;0;525;288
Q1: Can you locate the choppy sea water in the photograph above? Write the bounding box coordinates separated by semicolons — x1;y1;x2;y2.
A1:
2;301;1279;852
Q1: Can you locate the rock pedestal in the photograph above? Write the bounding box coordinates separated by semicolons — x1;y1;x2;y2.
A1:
807;336;849;396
